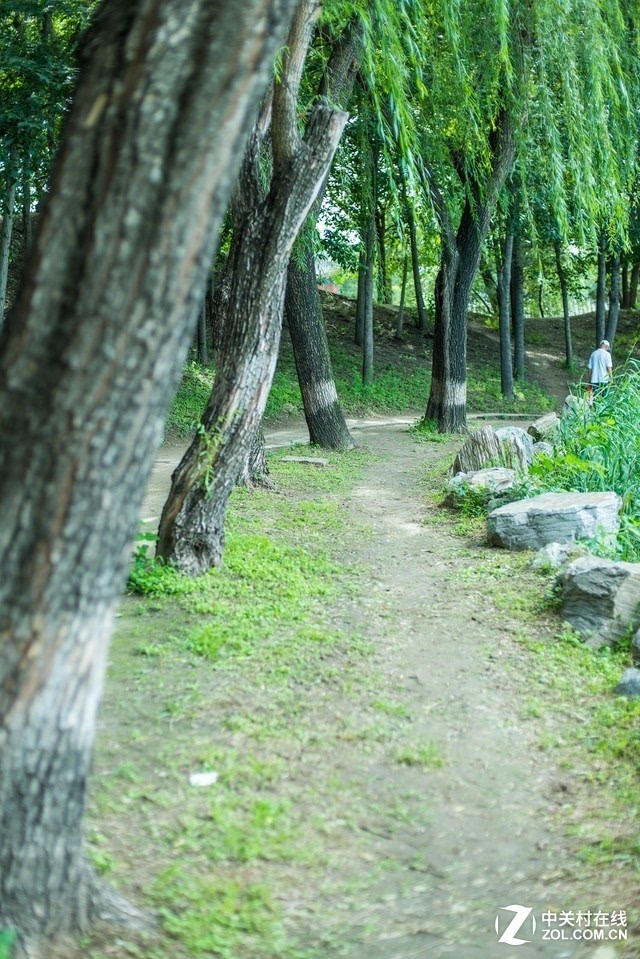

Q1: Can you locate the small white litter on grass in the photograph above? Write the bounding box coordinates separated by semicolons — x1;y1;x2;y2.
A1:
189;771;219;787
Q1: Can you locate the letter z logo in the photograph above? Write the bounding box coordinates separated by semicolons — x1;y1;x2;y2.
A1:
495;905;536;945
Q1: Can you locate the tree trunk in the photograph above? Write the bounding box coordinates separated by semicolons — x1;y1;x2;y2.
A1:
285;250;353;449
605;250;621;347
630;262;640;310
22;165;33;253
622;261;629;308
497;232;514;399
538;276;545;318
425;113;515;431
554;239;572;367
375;202;391;303
355;254;365;345
362;212;375;385
511;232;525;381
0;145;18;326
157;1;348;574
0;0;297;949
407;202;428;332
395;252;408;337
283;20;360;450
595;233;607;347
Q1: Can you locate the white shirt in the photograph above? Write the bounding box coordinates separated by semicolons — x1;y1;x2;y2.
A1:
588;347;612;384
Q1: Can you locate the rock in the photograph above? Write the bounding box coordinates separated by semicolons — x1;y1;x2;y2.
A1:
495;426;535;463
452;425;529;476
557;555;640;647
445;467;517;506
532;441;553;458
613;668;640;698
528;412;560;441
487;491;621;551
530;542;574;570
631;627;640;665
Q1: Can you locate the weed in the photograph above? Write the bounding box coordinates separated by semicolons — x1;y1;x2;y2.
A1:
394;742;443;768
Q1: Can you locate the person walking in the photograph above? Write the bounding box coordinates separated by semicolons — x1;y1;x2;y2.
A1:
587;338;613;401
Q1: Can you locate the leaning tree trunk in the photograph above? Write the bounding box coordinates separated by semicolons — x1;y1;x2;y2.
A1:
511;232;525;381
630;262;640;310
285;251;353;449
0;144;18;326
425;114;515;431
554;239;572;367
0;0;296;950
595;233;607;347
605;250;621;347
497;232;514;399
157;1;348;575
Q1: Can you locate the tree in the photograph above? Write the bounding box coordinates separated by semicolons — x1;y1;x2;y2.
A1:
0;0;297;950
157;0;348;575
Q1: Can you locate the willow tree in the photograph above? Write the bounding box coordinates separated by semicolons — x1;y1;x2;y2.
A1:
0;0;297;950
409;0;638;430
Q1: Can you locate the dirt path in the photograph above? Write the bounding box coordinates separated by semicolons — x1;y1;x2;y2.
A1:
134;419;628;959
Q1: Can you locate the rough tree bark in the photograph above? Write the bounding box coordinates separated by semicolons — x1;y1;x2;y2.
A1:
355;255;366;345
497;231;514;399
283;20;362;450
285;250;354;449
425;114;516;431
595;233;607;347
511;232;525;381
554;239;572;367
0;0;297;950
157;0;348;575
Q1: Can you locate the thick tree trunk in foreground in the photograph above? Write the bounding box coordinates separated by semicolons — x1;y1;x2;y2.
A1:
605;250;621;347
157;1;348;574
425;115;515;431
595;233;607;347
0;0;296;949
285;251;353;449
511;232;525;381
554;239;572;367
497;232;514;399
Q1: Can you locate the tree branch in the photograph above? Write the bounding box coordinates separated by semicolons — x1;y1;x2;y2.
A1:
272;0;321;170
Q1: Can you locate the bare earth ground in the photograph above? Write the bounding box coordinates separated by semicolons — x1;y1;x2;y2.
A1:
93;412;639;959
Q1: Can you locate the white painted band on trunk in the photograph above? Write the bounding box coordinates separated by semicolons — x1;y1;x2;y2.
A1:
306;379;339;415
444;380;466;405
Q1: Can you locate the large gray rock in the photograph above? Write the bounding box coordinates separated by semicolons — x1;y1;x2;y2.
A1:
452;425;529;476
445;467;517;507
532;441;553;459
495;427;535;464
487;491;621;551
557;555;640;648
528;412;560;441
614;668;640;698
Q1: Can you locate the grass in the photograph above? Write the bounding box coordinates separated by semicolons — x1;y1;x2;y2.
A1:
83;445;451;959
